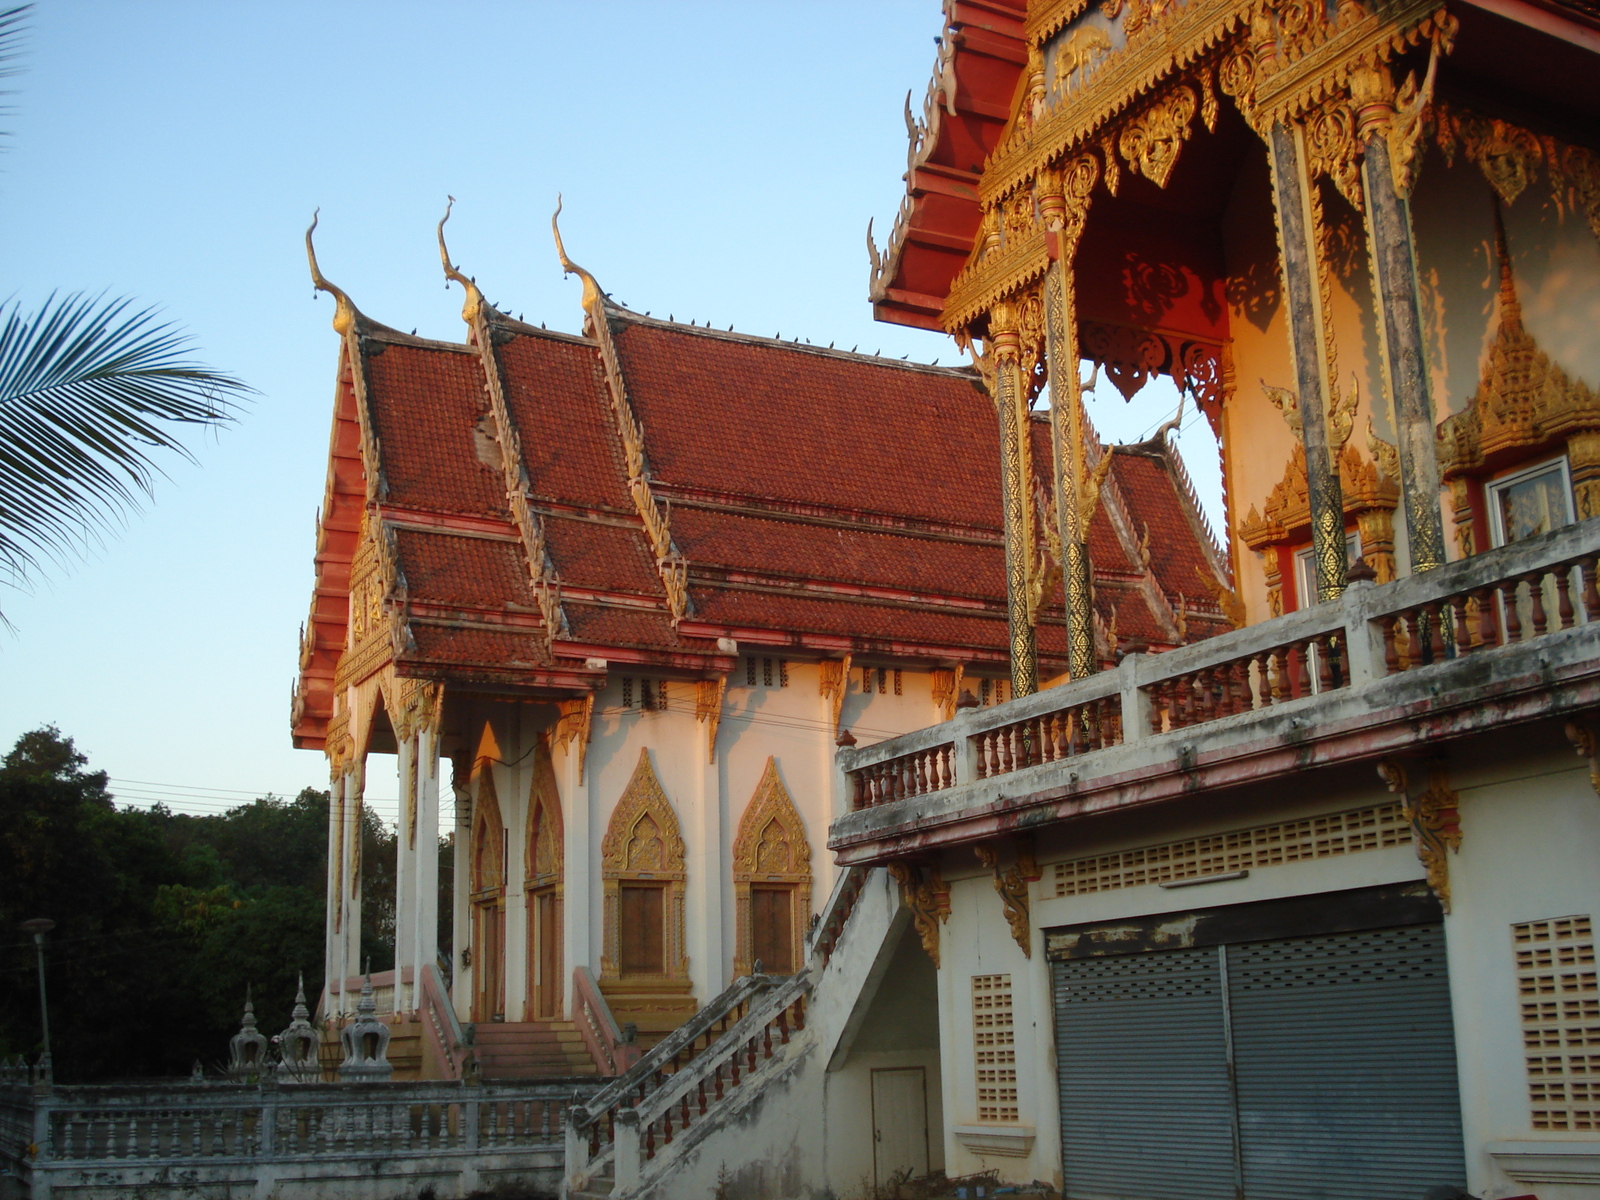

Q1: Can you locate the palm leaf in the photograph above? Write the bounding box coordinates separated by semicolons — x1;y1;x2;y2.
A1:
0;292;252;594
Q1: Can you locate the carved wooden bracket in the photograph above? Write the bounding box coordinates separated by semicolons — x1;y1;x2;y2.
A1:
975;841;1043;957
888;860;952;968
1078;320;1226;435
1566;716;1600;799
1378;759;1462;912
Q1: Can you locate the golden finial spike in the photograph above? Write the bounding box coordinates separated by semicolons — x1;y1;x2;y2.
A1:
305;209;362;337
551;194;604;313
437;195;487;325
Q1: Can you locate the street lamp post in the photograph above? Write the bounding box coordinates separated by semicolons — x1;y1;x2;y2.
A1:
19;918;55;1082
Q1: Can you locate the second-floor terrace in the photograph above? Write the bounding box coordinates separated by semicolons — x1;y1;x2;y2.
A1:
829;519;1600;864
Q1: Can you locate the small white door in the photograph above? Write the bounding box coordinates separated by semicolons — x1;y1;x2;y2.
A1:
872;1066;929;1189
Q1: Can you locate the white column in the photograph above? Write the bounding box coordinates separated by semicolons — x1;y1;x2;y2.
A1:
343;758;367;1015
692;723;723;993
393;731;419;1011
451;760;473;1023
414;724;442;1001
324;767;345;1015
501;709;530;1022
561;734;591;1009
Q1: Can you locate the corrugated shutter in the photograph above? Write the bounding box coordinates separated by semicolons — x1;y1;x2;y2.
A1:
1054;948;1239;1200
1228;925;1467;1200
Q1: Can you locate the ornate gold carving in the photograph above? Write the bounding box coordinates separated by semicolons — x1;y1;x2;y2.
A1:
1118;85;1197;189
388;677;442;743
1241;442;1399;577
1303;94;1363;211
525;739;564;888
552;695;593;776
1437;208;1600;490
1054;27;1113;95
1436;106;1600;241
1263;380;1302;437
305;209;365;337
1198;566;1248;627
819;656;852;735
974;842;1042;957
931;664;966;722
599;750;690;983
1378;759;1462;912
887;860;952;969
695;676;727;765
553;201;692;625
731;758;812;977
1565;716;1600;798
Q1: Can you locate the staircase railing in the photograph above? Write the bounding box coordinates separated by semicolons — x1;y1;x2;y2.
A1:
571;966;641;1078
565;971;811;1195
419;959;475;1081
807;865;868;968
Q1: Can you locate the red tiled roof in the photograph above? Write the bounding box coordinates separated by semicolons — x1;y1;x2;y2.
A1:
612;320;1004;529
363;339;507;519
295;301;1231;736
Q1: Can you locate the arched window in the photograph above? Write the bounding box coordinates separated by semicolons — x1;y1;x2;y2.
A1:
469;770;506;1023
599;750;692;1017
732;758;812;977
524;737;564;1020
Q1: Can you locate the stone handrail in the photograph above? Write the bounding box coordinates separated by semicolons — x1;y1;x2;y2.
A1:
567;972;812;1196
807;865;868;967
571;966;640;1078
2;1078;596;1174
419;960;475;1081
842;518;1600;803
572;973;769;1134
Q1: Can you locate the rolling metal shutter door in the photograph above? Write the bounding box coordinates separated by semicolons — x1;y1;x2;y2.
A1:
1228;924;1466;1200
1054;948;1239;1200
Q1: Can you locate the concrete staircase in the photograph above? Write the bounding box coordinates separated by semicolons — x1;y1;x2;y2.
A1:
474;1020;598;1078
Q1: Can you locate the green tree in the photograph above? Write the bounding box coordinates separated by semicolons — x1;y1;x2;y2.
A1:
0;6;251;619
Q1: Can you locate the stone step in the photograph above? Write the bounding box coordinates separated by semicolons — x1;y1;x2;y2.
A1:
472;1020;598;1078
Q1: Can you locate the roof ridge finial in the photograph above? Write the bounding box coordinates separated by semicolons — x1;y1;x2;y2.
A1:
438;195;489;325
551;194;605;315
305;209;363;337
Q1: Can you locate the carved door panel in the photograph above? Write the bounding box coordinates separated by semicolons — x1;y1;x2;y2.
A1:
751;885;794;974
619;883;665;975
473;901;505;1022
534;888;561;1019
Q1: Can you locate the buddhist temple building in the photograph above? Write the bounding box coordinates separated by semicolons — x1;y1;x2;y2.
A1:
286;0;1600;1195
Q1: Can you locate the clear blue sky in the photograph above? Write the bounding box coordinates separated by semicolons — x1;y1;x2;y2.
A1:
0;1;1215;822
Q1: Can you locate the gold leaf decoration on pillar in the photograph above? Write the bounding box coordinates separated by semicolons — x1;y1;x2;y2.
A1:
552;694;594;776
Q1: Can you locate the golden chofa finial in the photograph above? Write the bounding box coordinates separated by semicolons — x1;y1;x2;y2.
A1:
437;195;488;325
305;209;363;337
551;194;604;314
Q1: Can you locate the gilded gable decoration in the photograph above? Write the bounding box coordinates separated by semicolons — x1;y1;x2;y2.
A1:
1437;207;1600;534
598;750;691;993
731;759;813;977
1117;84;1197;189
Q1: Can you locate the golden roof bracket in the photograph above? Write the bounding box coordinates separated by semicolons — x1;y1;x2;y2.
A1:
306;209;365;337
437;196;489;326
551;194;605;316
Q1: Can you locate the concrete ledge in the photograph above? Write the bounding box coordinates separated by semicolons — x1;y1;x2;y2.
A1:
1488;1139;1600;1185
951;1124;1035;1158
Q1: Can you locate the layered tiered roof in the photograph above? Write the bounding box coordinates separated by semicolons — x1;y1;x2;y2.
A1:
291;253;1231;751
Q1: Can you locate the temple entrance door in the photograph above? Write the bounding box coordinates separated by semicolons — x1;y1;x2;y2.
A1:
619;883;666;975
472;899;504;1022
532;886;561;1019
751;885;795;974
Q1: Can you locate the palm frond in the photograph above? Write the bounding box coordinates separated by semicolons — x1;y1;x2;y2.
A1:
0;5;29;140
0;291;252;593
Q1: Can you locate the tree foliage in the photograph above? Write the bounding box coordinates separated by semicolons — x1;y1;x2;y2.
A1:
0;727;450;1081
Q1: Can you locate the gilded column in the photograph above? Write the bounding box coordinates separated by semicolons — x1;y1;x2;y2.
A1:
1354;66;1447;571
1267;122;1348;601
1039;159;1100;678
987;301;1040;698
